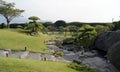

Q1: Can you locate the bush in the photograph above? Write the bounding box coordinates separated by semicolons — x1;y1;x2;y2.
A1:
63;38;75;45
53;50;64;57
68;62;97;72
68;62;80;70
55;40;63;47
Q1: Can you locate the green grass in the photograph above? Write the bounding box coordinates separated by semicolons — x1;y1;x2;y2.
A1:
0;29;52;52
50;32;72;38
0;57;78;72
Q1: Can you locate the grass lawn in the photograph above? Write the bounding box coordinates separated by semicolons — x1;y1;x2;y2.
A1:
50;32;72;38
0;29;52;52
0;57;78;72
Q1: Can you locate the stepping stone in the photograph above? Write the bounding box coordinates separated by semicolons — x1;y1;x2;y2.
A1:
56;57;70;62
0;50;9;57
41;55;56;61
9;51;29;59
26;53;42;60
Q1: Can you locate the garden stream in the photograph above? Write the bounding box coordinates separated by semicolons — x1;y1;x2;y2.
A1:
0;39;119;72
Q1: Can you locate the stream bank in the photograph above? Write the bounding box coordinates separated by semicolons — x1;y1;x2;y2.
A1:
0;38;119;72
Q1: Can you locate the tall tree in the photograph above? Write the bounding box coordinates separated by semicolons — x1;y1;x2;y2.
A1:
54;20;66;28
0;0;24;28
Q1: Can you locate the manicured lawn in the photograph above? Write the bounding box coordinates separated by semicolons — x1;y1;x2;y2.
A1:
0;29;52;52
0;57;78;72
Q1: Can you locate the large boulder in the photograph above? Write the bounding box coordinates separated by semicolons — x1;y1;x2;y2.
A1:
95;30;120;51
108;41;120;71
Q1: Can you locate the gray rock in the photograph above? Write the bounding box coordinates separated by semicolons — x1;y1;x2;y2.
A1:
9;51;29;59
56;57;70;62
80;57;119;72
108;41;120;71
46;41;56;45
0;50;9;57
41;54;56;61
26;52;42;60
95;31;120;51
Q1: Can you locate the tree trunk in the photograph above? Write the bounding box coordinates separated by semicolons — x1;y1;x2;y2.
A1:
6;19;10;28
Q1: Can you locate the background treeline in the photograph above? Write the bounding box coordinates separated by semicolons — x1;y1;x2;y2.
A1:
0;20;116;29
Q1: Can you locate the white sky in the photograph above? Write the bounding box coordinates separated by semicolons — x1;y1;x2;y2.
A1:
2;0;120;23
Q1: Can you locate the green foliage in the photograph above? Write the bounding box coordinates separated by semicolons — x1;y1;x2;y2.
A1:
47;25;57;32
0;23;6;28
59;26;69;37
67;25;78;32
68;62;96;72
113;21;120;31
55;40;63;47
76;25;97;48
28;16;40;22
105;23;115;30
68;62;80;70
27;16;47;35
53;50;64;57
43;22;53;27
25;22;46;36
66;25;78;37
0;0;24;28
0;57;78;72
54;20;66;28
58;26;74;37
95;25;110;35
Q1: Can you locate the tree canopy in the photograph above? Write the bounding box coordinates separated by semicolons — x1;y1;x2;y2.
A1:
95;25;110;35
54;20;66;28
26;16;47;36
76;25;97;48
0;0;24;28
28;16;40;22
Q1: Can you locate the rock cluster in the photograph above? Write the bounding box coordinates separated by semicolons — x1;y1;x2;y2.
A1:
95;30;120;71
95;30;120;51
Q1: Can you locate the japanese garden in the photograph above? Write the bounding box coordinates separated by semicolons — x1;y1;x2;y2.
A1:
0;0;120;72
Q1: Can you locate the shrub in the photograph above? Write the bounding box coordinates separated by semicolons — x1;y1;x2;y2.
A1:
68;62;97;72
55;40;63;47
53;50;64;57
68;62;80;70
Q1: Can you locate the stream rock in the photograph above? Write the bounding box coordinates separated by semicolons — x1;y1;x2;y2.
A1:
9;51;29;58
80;57;119;72
0;50;9;57
108;41;120;71
95;30;120;51
26;52;42;60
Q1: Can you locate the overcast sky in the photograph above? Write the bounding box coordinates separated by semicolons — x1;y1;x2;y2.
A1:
1;0;120;23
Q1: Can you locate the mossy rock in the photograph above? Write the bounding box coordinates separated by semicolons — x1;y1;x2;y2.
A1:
108;41;120;71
